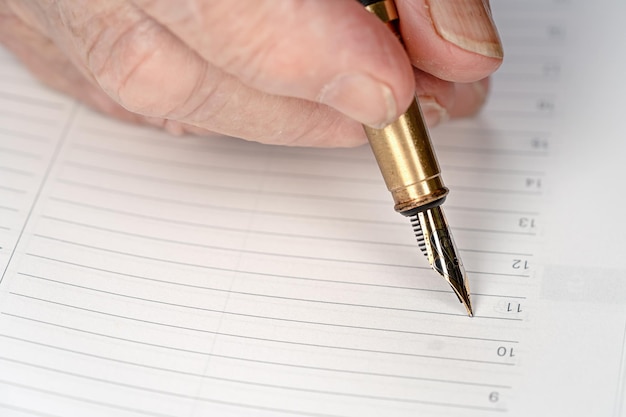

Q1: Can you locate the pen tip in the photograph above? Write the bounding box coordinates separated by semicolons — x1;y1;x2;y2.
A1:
410;207;474;317
449;274;473;317
459;290;474;317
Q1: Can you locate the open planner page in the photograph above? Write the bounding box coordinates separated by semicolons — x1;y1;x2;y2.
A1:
1;0;625;416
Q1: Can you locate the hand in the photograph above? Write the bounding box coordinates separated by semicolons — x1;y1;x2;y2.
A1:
0;0;502;147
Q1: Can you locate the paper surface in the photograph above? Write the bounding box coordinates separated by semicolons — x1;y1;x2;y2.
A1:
1;1;625;416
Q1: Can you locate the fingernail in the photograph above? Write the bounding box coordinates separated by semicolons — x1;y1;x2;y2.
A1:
318;73;397;128
427;0;503;59
419;96;449;127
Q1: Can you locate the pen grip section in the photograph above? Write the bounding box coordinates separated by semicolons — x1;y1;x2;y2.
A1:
360;0;448;214
364;100;448;214
358;0;401;40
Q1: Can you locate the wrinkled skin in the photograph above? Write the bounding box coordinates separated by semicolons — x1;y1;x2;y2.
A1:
0;0;502;147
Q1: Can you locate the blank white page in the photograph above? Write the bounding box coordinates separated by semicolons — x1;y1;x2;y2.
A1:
0;0;625;416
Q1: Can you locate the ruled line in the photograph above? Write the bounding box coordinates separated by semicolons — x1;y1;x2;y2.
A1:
0;91;66;110
70;143;380;185
73;141;547;177
0;403;62;417
436;144;549;158
0;103;79;285
20;244;525;319
485;111;553;119
33;225;532;279
54;181;542;221
26;253;527;300
0;379;195;417
0;165;34;176
440;125;551;137
75;122;546;177
491;91;556;99
445;204;540;216
0;334;512;391
0;126;50;142
455;227;535;236
63;160;540;200
0;146;40;159
40;207;534;255
16;272;520;343
14;256;497;320
495;6;570;16
500;53;562;64
6;302;514;365
1;315;517;384
17;252;521;319
500;39;565;48
41;210;409;248
34;231;428;271
452;186;540;196
0;109;58;126
468;271;530;279
78;125;372;166
0;356;506;413
440;164;546;176
461;248;533;257
494;73;559;83
497;54;561;63
56;179;390;224
63;161;387;205
0;185;27;194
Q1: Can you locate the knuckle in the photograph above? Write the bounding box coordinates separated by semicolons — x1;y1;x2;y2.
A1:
88;22;159;111
65;5;172;115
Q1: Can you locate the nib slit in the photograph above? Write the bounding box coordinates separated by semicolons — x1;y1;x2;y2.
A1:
410;208;473;317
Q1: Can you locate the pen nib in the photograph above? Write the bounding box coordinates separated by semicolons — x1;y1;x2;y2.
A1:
410;206;473;317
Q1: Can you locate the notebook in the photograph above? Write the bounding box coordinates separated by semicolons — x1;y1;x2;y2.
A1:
1;0;625;416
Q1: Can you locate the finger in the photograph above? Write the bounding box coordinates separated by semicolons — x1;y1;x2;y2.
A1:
0;3;141;124
448;77;491;119
396;0;503;82
412;70;491;127
8;0;364;145
2;1;489;147
0;2;231;138
132;0;416;127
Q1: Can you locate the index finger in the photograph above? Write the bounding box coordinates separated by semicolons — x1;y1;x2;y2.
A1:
133;0;416;127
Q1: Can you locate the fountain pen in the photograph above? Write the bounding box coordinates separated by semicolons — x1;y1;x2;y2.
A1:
358;0;473;316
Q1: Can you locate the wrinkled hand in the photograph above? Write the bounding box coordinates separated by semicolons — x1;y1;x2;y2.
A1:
0;0;502;147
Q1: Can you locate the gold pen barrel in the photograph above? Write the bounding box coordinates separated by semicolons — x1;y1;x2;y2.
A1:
360;0;472;315
361;0;448;214
364;101;448;214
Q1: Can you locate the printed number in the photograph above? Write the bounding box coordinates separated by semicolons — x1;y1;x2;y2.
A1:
537;98;555;112
507;302;523;313
518;217;536;229
512;259;530;270
525;177;542;189
531;137;549;150
489;392;499;403
542;62;561;77
497;347;516;358
547;25;565;39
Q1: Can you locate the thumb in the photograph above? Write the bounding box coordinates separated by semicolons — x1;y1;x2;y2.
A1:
134;0;415;128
